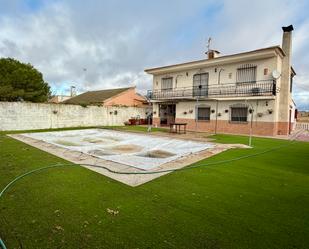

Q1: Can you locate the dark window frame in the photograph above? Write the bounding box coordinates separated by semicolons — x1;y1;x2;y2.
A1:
161;77;173;91
197;106;211;121
230;106;248;123
236;64;257;84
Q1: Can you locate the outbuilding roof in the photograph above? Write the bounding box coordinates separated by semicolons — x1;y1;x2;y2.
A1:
63;87;133;105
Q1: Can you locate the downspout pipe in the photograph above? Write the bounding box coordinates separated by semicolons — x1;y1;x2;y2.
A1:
215;99;219;134
245;99;254;147
195;96;199;132
146;93;152;132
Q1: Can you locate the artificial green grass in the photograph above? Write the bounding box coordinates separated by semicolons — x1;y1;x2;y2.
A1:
0;130;308;249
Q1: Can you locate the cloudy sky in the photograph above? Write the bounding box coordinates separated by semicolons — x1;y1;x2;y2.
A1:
0;0;308;110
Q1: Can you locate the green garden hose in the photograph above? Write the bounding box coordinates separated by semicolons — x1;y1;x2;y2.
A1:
0;239;6;249
0;133;301;249
0;163;78;249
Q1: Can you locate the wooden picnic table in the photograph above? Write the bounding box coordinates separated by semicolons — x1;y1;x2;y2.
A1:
169;123;187;134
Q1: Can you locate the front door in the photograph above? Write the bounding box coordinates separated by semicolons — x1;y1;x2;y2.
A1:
159;104;176;125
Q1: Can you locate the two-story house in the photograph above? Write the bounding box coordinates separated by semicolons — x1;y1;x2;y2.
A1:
145;25;296;136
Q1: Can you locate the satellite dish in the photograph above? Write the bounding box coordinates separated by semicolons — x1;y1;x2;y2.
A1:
272;70;281;79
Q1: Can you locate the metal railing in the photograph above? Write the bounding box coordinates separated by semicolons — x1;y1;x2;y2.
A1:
296;122;309;131
147;80;277;100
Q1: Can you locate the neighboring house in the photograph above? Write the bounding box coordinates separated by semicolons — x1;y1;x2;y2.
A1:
49;86;77;103
145;25;296;136
48;95;72;103
63;87;147;107
297;111;309;122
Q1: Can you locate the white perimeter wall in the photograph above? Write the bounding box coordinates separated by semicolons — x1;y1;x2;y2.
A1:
0;102;148;131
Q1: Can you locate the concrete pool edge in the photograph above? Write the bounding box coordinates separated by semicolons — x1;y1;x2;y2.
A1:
8;133;250;187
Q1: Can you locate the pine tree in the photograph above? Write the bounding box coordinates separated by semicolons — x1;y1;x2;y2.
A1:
0;58;51;102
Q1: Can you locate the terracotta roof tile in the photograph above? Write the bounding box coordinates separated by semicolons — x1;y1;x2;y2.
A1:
63;87;132;105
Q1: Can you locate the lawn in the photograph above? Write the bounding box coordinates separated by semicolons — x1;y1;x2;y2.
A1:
0;127;308;249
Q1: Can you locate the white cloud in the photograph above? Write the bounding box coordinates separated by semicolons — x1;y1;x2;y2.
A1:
0;0;308;109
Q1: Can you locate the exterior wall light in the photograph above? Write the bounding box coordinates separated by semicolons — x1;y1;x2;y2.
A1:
211;109;215;113
225;109;229;113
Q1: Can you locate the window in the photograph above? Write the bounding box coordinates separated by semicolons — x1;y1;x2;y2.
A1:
197;107;210;121
230;107;248;122
193;73;209;96
236;64;257;83
161;77;173;91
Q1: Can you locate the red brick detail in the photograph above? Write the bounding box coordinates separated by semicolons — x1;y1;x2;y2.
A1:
174;118;277;136
152;117;160;127
277;122;289;135
152;117;291;136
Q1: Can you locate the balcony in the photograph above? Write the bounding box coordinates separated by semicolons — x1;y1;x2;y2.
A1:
147;80;277;100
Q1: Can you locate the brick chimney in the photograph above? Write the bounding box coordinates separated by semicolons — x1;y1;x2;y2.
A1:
278;25;293;135
207;50;220;59
282;25;293;66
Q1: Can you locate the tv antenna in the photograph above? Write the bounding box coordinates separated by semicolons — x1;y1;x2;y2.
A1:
207;37;212;52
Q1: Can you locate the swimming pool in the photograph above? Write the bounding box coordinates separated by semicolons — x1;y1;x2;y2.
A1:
23;129;214;170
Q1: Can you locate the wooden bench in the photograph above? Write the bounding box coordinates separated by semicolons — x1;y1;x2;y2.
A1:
169;123;187;134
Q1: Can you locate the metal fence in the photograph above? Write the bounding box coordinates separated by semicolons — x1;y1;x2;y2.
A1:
296;122;309;130
148;80;276;100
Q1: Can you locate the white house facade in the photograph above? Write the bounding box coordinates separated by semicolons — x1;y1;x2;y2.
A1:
145;25;296;136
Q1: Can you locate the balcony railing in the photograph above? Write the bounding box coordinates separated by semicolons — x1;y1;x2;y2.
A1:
147;80;277;100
